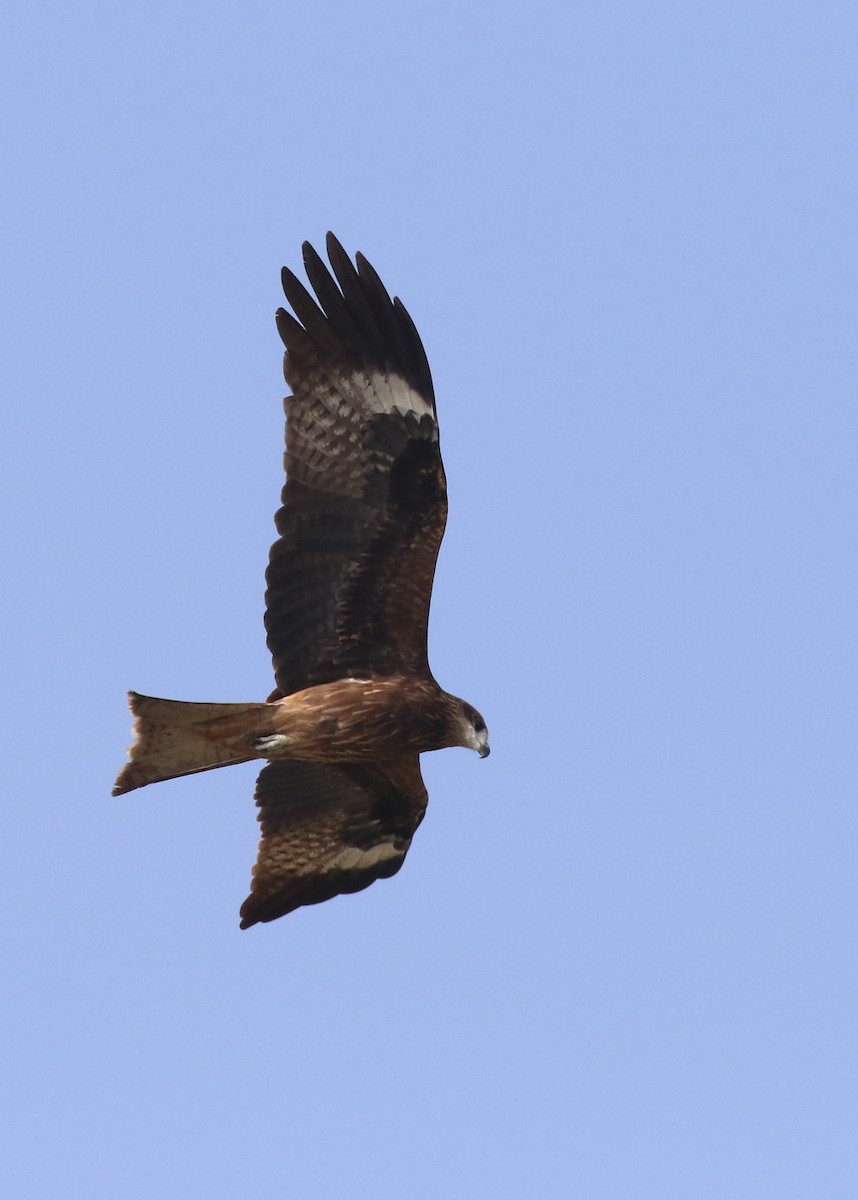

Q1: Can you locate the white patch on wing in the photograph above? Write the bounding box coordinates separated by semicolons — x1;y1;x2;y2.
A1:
363;370;434;418
328;841;402;873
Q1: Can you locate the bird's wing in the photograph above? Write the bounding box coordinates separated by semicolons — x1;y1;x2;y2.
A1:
239;756;428;927
266;233;447;697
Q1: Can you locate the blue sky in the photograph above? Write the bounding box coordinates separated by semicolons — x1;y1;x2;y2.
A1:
3;2;857;1196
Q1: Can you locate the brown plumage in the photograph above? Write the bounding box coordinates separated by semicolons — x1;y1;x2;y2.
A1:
113;234;489;927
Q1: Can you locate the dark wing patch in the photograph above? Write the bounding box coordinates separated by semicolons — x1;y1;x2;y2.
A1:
265;233;447;696
239;756;428;927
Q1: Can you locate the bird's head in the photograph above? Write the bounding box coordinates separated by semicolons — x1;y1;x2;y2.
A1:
456;699;490;759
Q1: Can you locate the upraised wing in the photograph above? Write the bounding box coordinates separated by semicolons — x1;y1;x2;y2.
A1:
239;757;428;926
265;233;447;697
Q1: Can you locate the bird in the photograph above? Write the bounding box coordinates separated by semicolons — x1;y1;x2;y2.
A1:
113;233;489;927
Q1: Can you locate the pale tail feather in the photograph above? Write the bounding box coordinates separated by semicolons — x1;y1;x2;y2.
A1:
113;691;271;795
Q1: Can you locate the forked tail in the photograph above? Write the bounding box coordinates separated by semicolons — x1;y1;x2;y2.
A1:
113;691;271;795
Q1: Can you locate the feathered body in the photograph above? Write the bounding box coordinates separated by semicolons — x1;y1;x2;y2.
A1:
114;234;488;925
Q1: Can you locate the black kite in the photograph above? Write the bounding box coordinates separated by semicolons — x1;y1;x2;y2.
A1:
114;234;489;926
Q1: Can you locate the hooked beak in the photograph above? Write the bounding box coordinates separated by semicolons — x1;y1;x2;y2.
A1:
478;741;490;759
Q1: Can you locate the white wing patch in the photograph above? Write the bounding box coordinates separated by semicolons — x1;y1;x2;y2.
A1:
363;370;434;418
329;840;404;873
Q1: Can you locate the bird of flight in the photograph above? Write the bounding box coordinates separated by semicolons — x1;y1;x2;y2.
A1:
113;234;489;927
